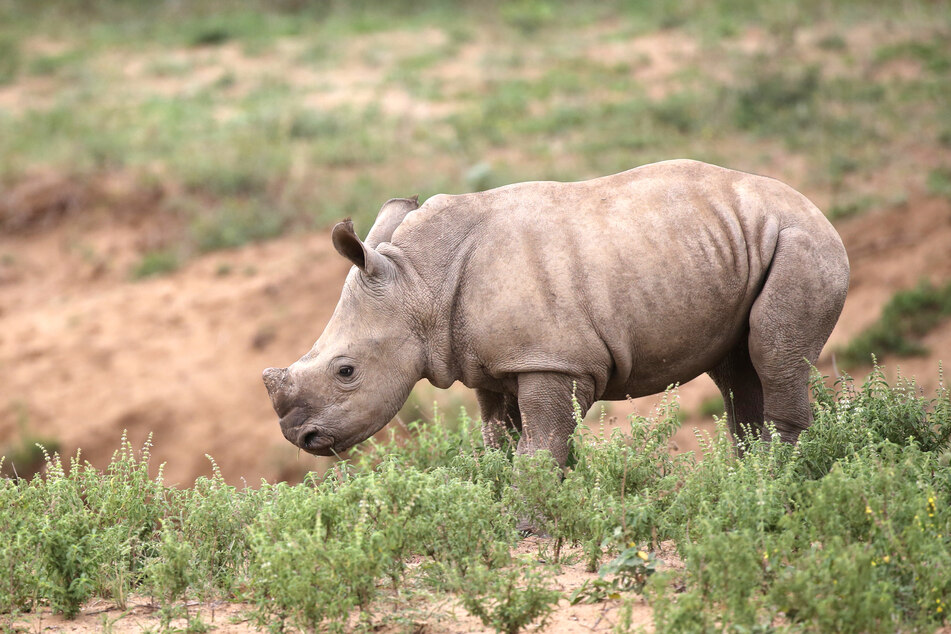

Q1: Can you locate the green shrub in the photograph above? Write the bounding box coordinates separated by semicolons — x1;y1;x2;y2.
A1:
1;369;949;630
35;455;103;618
500;0;555;34
698;394;725;418
734;65;821;134
131;250;180;280
455;561;560;634
838;279;951;367
176;458;260;596
189;202;286;252
928;168;951;199
0;473;42;613
143;526;195;607
0;431;60;480
352;406;483;472
0;36;19;85
647;370;951;632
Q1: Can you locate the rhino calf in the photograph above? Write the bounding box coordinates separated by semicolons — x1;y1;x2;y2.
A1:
263;160;849;466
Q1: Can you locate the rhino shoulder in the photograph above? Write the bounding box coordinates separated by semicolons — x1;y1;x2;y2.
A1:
394;192;482;237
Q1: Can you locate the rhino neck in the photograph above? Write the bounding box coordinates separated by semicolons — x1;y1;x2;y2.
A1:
416;280;461;389
390;194;483;390
423;331;460;389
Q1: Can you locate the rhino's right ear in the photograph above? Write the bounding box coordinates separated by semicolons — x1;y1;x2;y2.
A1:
332;220;391;277
365;196;419;249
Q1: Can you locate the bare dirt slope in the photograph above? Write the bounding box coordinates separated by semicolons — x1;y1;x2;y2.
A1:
2;176;950;485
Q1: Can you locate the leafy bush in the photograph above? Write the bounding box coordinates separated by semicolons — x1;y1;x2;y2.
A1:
0;36;19;85
647;370;951;632
733;65;821;134
131;250;180;280
838;279;951;367
1;369;950;632
698;394;725;418
455;561;560;634
928;168;951;199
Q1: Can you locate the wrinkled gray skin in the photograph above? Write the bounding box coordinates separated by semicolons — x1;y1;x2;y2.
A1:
263;160;849;467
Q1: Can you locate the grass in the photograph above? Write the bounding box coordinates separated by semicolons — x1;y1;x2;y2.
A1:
2;368;951;632
699;394;725;418
0;0;948;273
131;250;180;280
0;36;19;84
839;279;951;368
928;168;951;199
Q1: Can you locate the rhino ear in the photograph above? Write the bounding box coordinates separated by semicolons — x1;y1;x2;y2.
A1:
332;219;390;277
365;196;419;249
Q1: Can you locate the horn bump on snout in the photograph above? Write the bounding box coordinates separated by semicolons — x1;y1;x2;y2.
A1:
262;367;287;396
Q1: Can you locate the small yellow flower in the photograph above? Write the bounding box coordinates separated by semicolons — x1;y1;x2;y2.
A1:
865;505;873;515
871;560;877;566
883;555;890;563
763;551;769;561
637;550;649;561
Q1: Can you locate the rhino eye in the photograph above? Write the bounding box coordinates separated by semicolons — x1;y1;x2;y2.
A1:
338;365;354;378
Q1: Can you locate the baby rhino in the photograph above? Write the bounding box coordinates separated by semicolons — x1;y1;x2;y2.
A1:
263;160;849;466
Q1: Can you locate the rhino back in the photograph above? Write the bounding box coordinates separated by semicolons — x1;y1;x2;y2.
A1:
394;160;839;399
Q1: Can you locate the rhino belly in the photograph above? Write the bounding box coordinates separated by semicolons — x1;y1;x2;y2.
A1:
597;290;754;401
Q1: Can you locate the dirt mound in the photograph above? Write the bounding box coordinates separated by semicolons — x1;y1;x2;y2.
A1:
1;181;950;484
833;196;951;342
0;170;168;235
0;171;87;233
0;204;351;485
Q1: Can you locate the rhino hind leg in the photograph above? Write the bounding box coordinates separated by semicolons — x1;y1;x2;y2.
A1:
707;337;765;449
476;389;522;450
747;227;849;444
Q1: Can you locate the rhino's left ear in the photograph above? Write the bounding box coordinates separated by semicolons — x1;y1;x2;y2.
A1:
365;195;419;249
332;220;391;277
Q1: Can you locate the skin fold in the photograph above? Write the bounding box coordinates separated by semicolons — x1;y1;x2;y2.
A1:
263;159;850;467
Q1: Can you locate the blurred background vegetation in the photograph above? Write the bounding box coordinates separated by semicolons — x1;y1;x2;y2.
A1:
1;0;948;268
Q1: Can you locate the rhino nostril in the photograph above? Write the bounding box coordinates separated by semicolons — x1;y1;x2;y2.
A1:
300;430;331;451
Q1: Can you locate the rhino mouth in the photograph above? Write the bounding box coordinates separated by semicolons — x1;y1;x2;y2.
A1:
278;407;337;456
296;427;336;456
278;406;374;457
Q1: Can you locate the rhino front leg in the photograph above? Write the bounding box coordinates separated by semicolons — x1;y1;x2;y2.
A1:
476;388;521;450
516;373;595;468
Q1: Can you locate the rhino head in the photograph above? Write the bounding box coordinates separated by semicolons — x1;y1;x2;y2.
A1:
262;197;425;456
